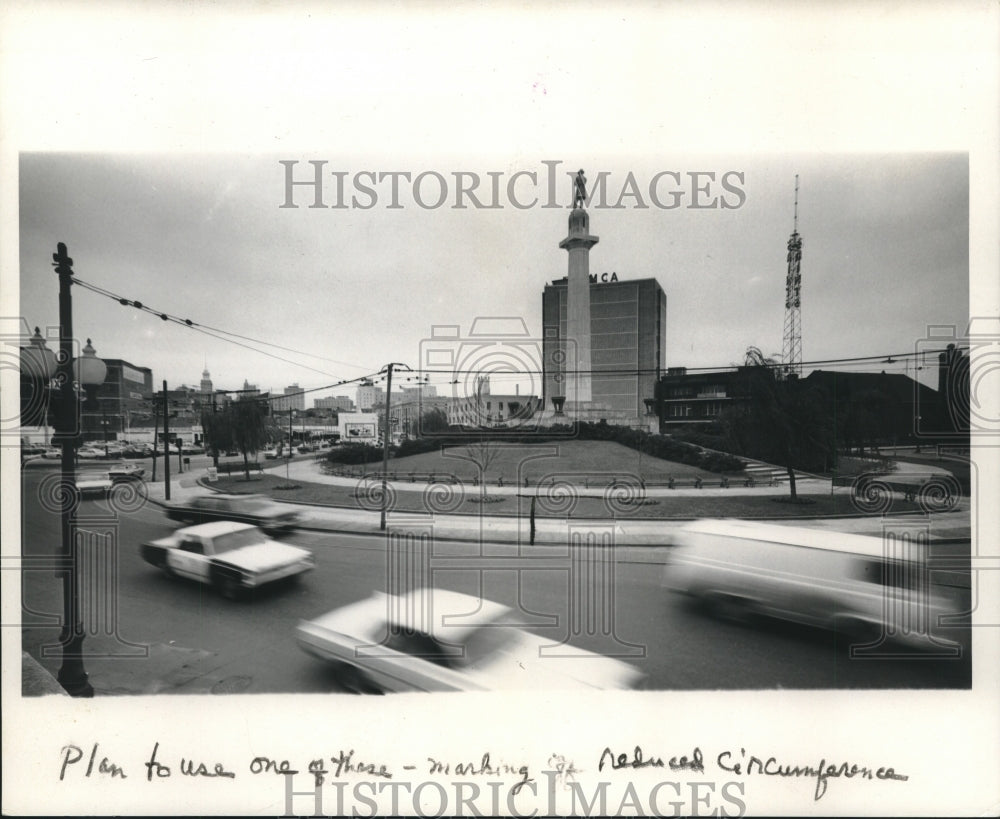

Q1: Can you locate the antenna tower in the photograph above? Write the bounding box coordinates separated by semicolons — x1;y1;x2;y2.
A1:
781;175;803;378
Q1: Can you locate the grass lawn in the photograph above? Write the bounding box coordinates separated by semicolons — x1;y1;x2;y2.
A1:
206;471;928;520
322;439;737;484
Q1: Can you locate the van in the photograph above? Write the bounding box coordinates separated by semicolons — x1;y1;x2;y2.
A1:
663;519;959;652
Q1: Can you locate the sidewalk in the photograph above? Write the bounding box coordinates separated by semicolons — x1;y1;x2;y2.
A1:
142;459;972;546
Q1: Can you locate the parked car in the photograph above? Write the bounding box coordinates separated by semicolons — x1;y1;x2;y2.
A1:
141;521;314;599
163;492;304;535
76;446;104;459
264;447;281;459
295;588;645;693
662;519;961;650
41;447;63;459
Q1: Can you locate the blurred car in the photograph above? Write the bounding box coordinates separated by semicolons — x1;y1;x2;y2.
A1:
264;447;281;459
662;519;960;650
40;447;63;459
107;462;145;482
296;588;645;693
75;473;114;497
164;492;304;535
142;521;314;599
76;446;105;459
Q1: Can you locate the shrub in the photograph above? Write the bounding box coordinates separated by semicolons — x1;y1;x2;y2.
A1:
324;443;385;466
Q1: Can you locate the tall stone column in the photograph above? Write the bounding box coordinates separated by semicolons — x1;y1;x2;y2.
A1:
560;208;598;404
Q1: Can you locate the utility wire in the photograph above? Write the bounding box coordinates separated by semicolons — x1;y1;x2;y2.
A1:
71;277;375;375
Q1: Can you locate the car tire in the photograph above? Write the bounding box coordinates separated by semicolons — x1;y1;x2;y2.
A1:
705;592;757;626
832;615;883;653
331;662;383;695
216;574;244;601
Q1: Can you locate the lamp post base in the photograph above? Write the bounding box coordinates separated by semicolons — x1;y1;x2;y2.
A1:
57;631;94;698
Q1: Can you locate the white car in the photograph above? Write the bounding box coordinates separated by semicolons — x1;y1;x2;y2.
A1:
296;588;645;693
142;521;314;599
75;474;114;497
663;519;961;651
107;462;145;482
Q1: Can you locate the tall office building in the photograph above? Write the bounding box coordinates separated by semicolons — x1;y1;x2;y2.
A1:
542;276;666;419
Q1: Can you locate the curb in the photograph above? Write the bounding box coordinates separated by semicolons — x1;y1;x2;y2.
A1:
143;493;971;547
22;651;68;697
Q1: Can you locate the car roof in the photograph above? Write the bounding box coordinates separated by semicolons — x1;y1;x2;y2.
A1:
679;519;892;560
194;493;268;502
388;589;511;639
304;589;512;642
178;521;260;537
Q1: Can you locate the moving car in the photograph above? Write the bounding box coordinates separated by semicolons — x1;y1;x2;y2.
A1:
296;588;645;693
163;492;304;535
74;464;145;496
107;462;145;482
141;521;314;599
662;519;960;650
75;474;114;497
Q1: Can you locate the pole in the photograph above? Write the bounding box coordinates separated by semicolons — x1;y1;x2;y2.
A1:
102;410;109;458
211;391;219;468
380;364;395;531
152;399;159;482
53;242;92;696
287;411;292;482
162;380;171;500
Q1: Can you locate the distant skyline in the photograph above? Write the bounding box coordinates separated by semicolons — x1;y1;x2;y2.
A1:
18;153;968;399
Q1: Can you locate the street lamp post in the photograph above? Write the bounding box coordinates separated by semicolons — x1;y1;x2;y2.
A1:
53;243;106;697
22;327;58;446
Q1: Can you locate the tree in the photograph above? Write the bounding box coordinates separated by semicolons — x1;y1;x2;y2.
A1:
723;347;835;501
200;406;233;468
419;407;450;434
230;398;269;480
465;376;503;501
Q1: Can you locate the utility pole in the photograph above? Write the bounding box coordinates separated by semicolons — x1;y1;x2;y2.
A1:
151;398;159;482
379;362;412;530
287;410;293;482
162;380;170;500
209;390;220;469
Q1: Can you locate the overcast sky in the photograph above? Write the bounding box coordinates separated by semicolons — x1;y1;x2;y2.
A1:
18;152;967;399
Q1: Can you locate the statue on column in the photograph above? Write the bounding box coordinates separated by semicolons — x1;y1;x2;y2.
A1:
573;169;587;209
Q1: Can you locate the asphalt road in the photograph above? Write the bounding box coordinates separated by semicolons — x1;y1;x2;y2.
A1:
19;470;972;695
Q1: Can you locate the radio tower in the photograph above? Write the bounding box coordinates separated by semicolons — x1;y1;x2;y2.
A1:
781;175;803;378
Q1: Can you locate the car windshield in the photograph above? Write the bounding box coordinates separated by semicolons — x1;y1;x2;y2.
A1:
236;499;273;513
384;623;516;670
211;528;267;552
